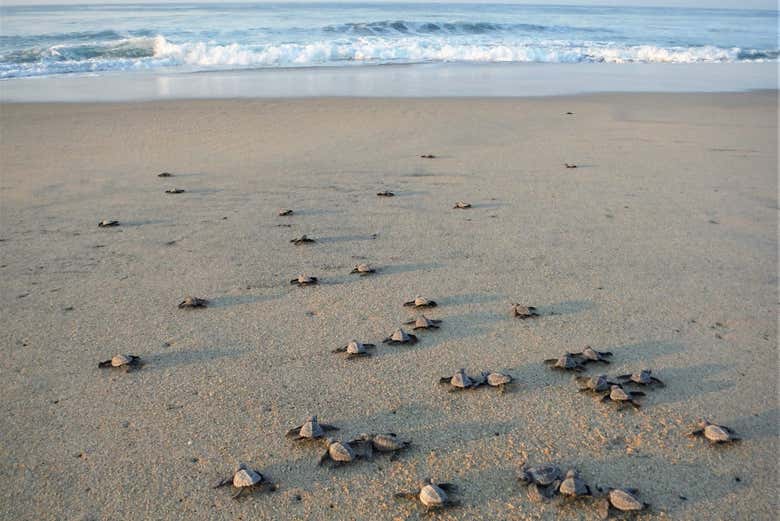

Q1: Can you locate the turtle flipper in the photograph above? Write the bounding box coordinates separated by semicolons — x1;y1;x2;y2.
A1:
321;424;339;432
651;377;665;386
231;487;246;499
616;374;631;380
600;394;610;403
98;360;112;368
688;429;704;438
332;346;347;353
285;425;303;438
438;483;457;492
213;476;232;488
364;343;376;348
393;491;417;500
629;391;646;397
318;450;330;466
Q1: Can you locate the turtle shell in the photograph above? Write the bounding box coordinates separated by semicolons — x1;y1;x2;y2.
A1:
296;275;316;284
346;341;367;355
453;201;471;209
413;316;436;329
631;370;653;384
451;369;473;388
609;385;630;401
111;354;134;367
524;464;561;486
372;433;405;452
704;423;732;442
328;440;355;462
278;209;293;216
609;489;644;511
233;467;263;488
391;329;411;342
300;416;324;439
98;220;119;227
559;470;589;497
179;296;208;308
556;354;579;369
486;372;512;386
419;483;447;507
353;263;373;273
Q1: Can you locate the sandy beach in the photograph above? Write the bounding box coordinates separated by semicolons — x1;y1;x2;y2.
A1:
0;92;777;520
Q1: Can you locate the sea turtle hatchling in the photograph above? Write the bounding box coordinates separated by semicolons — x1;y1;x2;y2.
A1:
596;488;649;519
617;369;665;387
439;368;481;391
178;296;208;309
98;220;119;228
352;432;411;459
332;340;376;359
544;354;586;372
565;163;578;169
290;235;315;245
278;209;294;216
687;418;740;444
453;201;472;209
213;463;276;499
290;274;318;286
420;154;437;159
558;469;592;499
350;263;376;275
98;354;142;371
383;328;418;345
571;346;613;364
576;374;618;394
600;385;645;409
511;304;540;319
377;190;395;197
403;315;441;330
394;478;459;511
157;172;173;177
479;371;514;393
164;188;185;194
285;415;339;441
318;438;357;466
518;463;563;501
403;296;437;308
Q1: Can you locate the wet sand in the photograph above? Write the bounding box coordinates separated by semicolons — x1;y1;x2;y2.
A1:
0;92;777;520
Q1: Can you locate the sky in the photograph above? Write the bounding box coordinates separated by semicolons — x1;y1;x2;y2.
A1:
1;0;776;9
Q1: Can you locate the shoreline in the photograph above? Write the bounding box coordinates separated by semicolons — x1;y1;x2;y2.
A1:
1;62;777;103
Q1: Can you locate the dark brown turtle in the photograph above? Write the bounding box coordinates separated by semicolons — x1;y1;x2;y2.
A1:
479;371;514;393
98;354;142;371
285;415;339;441
576;374;618;393
558;469;592;499
570;346;612;364
278;209;294;216
617;369;665;387
213;463;276;499
350;263;376;275
158;172;174;177
178;296;208;309
453;201;471;209
600;385;644;409
403;296;437;308
596;488;649;519
290;274;318;286
318;438;357;466
518;463;562;501
687;418;740;444
439;368;480;391
511;304;540;319
165;188;185;194
352;432;411;459
290;235;315;245
377;190;395;197
544;354;586;372
98;220;119;228
565;163;578;169
382;328;418;345
420;154;437;159
332;340;376;359
394;478;459;511
403;315;441;330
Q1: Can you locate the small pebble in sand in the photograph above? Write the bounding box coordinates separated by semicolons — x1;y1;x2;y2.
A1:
178;296;208;309
98;354;142;372
332;340;375;359
97;220;119;228
290;235;315;245
290;274;318;286
687;418;740;444
286;415;339;441
394;478;459;511
213;463;276;499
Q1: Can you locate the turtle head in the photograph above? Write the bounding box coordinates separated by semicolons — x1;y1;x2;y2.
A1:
697;418;711;427
236;462;248;471
421;477;434;487
565;469;577;478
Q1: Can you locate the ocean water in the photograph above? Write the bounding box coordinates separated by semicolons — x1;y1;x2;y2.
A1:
0;2;777;79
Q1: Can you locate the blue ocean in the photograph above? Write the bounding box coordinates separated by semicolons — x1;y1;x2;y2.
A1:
0;2;777;79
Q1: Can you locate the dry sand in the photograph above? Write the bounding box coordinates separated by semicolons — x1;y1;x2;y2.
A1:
0;93;777;520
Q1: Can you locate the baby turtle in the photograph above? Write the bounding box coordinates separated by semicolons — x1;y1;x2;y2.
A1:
278;209;294;216
565;163;578;169
544;354;586;372
558;469;592;499
439;368;480;391
617;369;665;387
600;385;644;409
376;190;395;197
350;263;376;275
165;188;185;194
213;463;276;499
98;354;142;371
571;346;612;364
352;432;411;459
394;478;459;511
157;172;174;177
688;418;740;444
290;274;318;286
403;296;437;308
479;371;514;393
453;201;472;209
290;235;315;245
383;328;418;345
98;220;119;228
178;296;208;309
511;304;540;319
519;463;562;501
403;315;441;330
420;154;437;159
576;374;618;393
597;488;649;519
332;340;376;359
285;415;339;441
318;438;357;466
